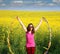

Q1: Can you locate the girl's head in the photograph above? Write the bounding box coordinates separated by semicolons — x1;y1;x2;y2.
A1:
27;23;35;33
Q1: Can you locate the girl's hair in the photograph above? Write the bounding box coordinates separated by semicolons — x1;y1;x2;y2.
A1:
27;23;35;34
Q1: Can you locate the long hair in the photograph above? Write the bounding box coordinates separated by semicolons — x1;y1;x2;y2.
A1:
27;23;35;34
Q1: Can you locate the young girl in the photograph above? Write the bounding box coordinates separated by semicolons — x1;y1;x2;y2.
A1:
16;16;42;54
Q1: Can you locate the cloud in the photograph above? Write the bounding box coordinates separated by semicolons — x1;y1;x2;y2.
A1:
34;1;46;6
47;3;56;6
0;0;6;6
53;0;60;3
34;1;42;3
12;0;23;4
0;0;3;2
0;0;59;7
35;3;45;6
34;1;58;7
0;3;6;6
34;2;55;7
10;0;24;6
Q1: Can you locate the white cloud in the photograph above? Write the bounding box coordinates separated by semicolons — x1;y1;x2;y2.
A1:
53;0;60;3
0;0;3;2
34;2;46;6
12;0;23;4
34;2;58;7
0;3;6;6
47;3;56;6
34;0;60;6
35;1;42;3
10;0;24;6
36;3;45;6
10;1;24;6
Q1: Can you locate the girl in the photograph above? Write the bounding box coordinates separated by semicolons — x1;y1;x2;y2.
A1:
16;16;42;54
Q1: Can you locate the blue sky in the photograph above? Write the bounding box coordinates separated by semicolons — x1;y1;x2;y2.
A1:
0;0;60;11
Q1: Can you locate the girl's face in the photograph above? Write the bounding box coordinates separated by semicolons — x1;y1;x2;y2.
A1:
29;25;33;31
27;23;35;33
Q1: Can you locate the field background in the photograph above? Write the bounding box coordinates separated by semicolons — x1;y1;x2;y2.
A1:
0;10;60;54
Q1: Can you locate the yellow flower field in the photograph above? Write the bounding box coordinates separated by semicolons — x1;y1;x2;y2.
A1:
0;10;60;31
0;10;60;54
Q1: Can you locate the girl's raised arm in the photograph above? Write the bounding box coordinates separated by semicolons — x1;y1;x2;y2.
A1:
16;16;27;32
35;18;43;31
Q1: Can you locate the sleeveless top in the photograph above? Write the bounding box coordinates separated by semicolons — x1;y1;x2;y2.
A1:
26;32;35;47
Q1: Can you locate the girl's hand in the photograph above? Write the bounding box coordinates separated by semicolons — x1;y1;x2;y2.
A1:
16;16;20;21
42;17;48;23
